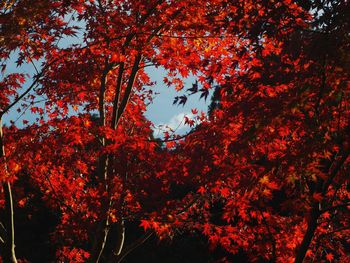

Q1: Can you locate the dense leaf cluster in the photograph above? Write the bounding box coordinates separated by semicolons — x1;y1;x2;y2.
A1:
0;0;349;262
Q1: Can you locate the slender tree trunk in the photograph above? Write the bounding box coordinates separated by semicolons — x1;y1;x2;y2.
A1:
294;205;319;263
0;119;17;263
89;63;111;263
90;218;109;263
2;182;18;263
108;230;153;263
113;219;125;260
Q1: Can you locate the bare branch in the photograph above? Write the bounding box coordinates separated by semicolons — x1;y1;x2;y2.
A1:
0;58;59;118
111;231;154;263
321;202;350;213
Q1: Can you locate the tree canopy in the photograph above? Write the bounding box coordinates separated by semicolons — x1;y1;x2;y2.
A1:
0;0;349;262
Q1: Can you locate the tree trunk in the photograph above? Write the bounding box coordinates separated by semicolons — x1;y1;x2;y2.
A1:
0;119;17;263
111;219;125;262
115;220;125;256
109;230;153;263
294;205;319;263
89;218;109;263
2;183;18;263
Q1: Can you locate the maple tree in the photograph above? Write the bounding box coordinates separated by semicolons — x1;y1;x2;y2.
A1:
0;0;349;262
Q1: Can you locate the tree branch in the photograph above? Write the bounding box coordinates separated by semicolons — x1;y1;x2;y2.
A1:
111;62;125;129
109;230;154;263
321;202;350;213
114;53;142;127
318;226;350;239
295;148;350;263
0;57;59;118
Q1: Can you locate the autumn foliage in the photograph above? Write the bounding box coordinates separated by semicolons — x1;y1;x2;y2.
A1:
0;0;349;262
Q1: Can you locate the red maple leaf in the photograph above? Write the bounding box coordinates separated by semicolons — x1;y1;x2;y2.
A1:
326;253;334;262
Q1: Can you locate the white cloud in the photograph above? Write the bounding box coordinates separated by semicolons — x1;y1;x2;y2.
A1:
154;112;195;134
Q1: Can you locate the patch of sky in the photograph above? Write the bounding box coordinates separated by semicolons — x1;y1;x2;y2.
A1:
144;66;211;137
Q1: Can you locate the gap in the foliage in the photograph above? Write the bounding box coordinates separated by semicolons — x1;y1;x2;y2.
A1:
145;66;212;138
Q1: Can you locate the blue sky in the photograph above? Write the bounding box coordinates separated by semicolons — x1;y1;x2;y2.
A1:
144;67;209;135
